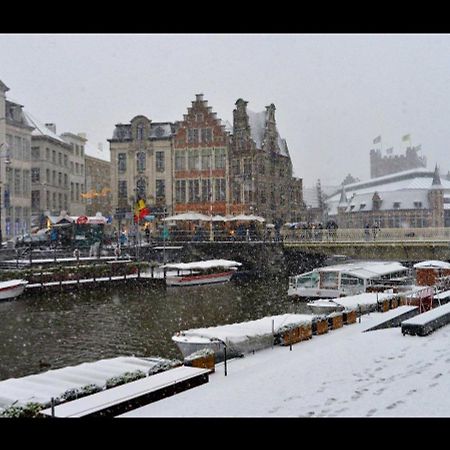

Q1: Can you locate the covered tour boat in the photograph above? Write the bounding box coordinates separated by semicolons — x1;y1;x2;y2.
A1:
288;260;411;299
162;259;242;287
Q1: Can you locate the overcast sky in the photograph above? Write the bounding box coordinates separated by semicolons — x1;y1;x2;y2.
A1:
1;33;449;187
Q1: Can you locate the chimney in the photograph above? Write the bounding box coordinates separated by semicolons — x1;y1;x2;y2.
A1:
195;93;204;102
45;123;56;134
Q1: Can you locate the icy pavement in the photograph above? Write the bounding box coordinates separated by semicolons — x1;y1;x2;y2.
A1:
120;310;450;417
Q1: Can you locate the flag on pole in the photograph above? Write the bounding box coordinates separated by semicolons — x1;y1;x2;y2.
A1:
402;134;411;142
373;135;381;144
134;198;150;223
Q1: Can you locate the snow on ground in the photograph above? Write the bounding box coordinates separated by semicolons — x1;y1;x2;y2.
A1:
120;310;450;417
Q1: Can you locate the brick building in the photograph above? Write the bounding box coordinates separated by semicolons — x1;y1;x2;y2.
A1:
173;94;230;216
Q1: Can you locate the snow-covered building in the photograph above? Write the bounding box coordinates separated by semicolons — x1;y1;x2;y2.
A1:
325;167;450;229
25;113;73;225
1;91;34;240
229;98;303;223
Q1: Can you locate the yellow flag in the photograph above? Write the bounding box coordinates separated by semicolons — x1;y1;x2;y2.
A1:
137;199;146;211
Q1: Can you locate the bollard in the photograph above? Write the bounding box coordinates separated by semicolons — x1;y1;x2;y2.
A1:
224;345;227;376
272;319;274;349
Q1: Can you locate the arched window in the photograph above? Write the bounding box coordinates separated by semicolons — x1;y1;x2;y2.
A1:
136;178;146;200
136;152;146;172
136;124;144;141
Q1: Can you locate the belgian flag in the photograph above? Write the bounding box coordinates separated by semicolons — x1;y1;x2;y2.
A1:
134;198;150;223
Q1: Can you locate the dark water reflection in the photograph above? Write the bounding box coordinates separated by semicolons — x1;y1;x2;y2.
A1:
0;277;310;381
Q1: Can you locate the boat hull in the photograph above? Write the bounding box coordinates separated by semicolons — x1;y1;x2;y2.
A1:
0;281;27;300
166;270;234;287
288;287;348;299
172;336;230;362
307;303;345;315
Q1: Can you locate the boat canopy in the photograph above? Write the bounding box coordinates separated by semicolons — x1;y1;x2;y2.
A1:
162;259;242;271
413;260;450;270
317;261;408;280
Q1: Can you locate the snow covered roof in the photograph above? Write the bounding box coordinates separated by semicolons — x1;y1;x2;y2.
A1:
344;190;430;213
162;259;242;271
0;356;174;409
327;169;450;202
332;292;398;309
317;261;408;279
149;123;174;139
111;122;174;140
247;110;266;148
325;169;450;215
246;109;289;157
175;314;312;346
413;260;450;270
220;119;233;134
23;111;68;145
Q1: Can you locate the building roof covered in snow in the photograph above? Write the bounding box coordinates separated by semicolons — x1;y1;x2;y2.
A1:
325;168;450;216
110;122;175;141
246;109;289;157
23;111;69;146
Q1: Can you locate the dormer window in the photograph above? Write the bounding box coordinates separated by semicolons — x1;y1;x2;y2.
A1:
414;201;422;208
136;124;144;141
359;203;366;210
393;202;401;209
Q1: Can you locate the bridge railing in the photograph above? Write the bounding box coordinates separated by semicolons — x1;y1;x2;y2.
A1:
124;227;450;245
282;227;450;244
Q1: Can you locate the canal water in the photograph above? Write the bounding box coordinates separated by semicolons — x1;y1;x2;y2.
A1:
0;278;311;381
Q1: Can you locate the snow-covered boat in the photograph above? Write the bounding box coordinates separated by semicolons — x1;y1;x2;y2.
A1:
172;314;313;361
163;259;242;287
0;279;28;301
307;299;345;315
288;261;410;299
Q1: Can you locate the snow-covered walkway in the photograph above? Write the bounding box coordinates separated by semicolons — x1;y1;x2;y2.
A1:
120;310;450;417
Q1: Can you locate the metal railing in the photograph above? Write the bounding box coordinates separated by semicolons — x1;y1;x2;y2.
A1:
282;227;450;244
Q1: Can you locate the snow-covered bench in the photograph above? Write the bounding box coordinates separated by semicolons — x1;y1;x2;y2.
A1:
401;302;450;337
40;366;209;418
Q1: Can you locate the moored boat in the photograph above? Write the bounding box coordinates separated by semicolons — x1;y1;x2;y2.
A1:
0;279;28;301
163;259;242;287
172;313;313;361
307;299;345;315
288;260;411;299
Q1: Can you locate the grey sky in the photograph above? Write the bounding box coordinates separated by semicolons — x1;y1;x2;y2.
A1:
1;33;449;187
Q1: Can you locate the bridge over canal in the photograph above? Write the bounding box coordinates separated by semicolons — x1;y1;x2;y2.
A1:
150;227;450;276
